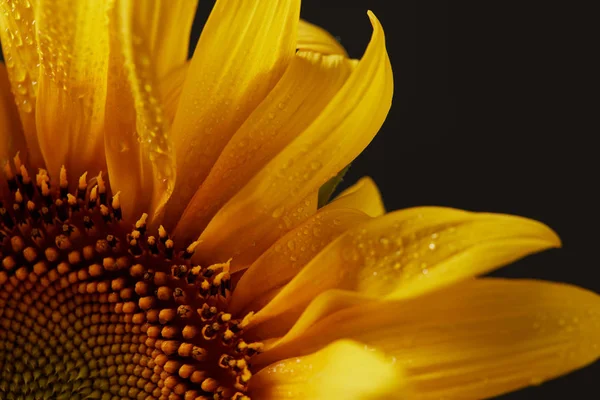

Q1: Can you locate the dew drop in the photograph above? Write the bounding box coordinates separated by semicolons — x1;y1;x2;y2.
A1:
13;67;27;83
271;206;285;218
21;99;32;113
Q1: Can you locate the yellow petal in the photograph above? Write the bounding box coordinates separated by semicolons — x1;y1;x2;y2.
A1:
173;51;357;241
0;63;27;164
0;0;43;168
159;62;188;124
249;340;405;399
194;191;319;271
35;0;109;180
195;11;392;269
164;0;301;226
257;279;600;399
297;19;348;56
131;0;197;79
248;207;560;328
329;176;385;217
253;290;373;345
229;207;371;317
104;0;178;222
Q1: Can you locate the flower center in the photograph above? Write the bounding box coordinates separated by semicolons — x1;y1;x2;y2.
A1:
0;157;259;400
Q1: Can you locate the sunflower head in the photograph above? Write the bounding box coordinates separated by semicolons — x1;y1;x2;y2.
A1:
1;1;599;399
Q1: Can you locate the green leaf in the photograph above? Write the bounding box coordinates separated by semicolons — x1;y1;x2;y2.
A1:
318;164;351;208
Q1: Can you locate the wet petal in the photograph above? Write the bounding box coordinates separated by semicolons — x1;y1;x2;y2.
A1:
0;63;27;165
257;279;600;399
196;12;392;269
104;0;178;222
229;208;370;316
0;0;43;168
249;207;560;327
164;0;301;226
329;176;385;217
249;340;404;399
35;0;110;179
174;51;356;241
297;19;347;56
131;0;197;79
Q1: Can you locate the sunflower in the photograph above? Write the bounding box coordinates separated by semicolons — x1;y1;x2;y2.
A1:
0;1;598;399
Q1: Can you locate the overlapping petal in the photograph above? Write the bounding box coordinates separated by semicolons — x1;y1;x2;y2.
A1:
230;207;370;316
256;279;600;399
248;206;560;328
249;340;404;399
195;12;393;269
164;0;301;227
173;50;357;241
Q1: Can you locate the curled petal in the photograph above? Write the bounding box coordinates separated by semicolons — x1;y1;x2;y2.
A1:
329;176;385;217
174;51;356;241
196;11;392;270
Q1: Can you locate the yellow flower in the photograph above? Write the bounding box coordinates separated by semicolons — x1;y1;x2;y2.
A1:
0;1;598;399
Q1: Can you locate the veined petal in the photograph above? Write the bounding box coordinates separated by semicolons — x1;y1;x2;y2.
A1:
164;0;301;226
159;62;188;124
0;0;43;168
249;340;405;399
297;19;347;56
104;0;177;222
174;51;357;241
329;176;385;217
248;207;560;328
257;279;600;399
196;12;392;269
229;207;371;316
35;0;109;180
0;63;27;165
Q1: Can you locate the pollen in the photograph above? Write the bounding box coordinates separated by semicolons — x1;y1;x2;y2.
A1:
0;159;260;399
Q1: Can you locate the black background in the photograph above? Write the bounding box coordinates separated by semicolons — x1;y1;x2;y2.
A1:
0;1;594;398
